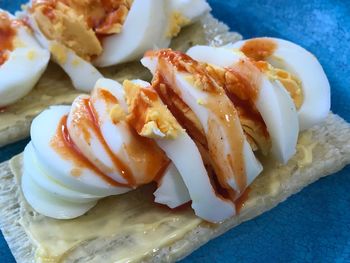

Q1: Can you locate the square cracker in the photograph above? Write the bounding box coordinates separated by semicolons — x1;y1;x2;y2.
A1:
0;113;349;262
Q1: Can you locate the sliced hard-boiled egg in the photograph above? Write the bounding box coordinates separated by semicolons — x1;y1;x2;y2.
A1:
67;94;133;185
156;0;211;48
24;142;102;204
154;163;191;209
187;45;299;163
142;50;263;198
95;0;211;67
124;79;235;222
156;131;236;222
28;0;210;70
28;14;103;92
68;78;169;187
22;166;98;219
30;105;129;196
231;37;331;131
24;77;186;218
0;10;49;107
94;0;168;67
49;41;103;92
169;0;211;22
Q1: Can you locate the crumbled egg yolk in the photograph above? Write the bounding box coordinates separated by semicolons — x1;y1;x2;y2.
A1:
50;42;68;64
110;104;126;124
167;12;190;38
123;80;183;139
255;61;304;109
31;0;132;60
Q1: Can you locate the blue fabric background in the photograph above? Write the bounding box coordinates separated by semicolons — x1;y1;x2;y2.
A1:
0;0;349;262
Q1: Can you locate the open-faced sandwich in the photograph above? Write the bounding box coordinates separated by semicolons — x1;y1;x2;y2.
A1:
1;0;241;147
1;29;350;262
1;0;350;262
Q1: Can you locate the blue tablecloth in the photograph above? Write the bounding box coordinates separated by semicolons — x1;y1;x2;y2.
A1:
0;0;349;262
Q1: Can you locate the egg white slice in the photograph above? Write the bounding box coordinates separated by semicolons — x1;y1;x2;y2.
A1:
127;79;234;221
154;163;191;209
169;0;211;23
156;132;235;222
156;0;211;49
94;0;168;67
93;78;172;186
142;55;262;194
130;79;191;209
50;41;103;92
90;79;129;158
92;78;192;209
232;38;331;131
24;142;103;204
22;168;97;220
31;105;129;196
95;78;128;111
67;95;133;185
0;11;50;107
27;16;102;92
187;45;299;163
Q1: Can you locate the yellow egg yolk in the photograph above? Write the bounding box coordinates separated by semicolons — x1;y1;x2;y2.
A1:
122;80;183;140
255;61;304;109
167;12;190;38
30;0;133;61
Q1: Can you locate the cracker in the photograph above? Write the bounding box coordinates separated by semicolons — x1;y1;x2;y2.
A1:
0;113;349;263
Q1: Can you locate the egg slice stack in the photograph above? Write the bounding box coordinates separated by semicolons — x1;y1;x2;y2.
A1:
23;37;330;223
0;10;49;107
26;0;210;91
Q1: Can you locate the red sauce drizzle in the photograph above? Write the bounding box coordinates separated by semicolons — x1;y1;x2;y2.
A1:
32;0;131;35
126;85;159;136
51;115;122;187
83;98;136;186
235;187;250;213
223;59;270;138
124;126;170;185
240;38;277;61
0;12;17;66
98;88;118;105
31;0;58;21
126;89;152;135
149;49;248;200
152;73;207;147
94;86;169;186
146;49;219;94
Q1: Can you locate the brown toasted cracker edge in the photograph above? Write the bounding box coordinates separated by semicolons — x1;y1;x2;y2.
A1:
0;14;242;147
0;113;349;263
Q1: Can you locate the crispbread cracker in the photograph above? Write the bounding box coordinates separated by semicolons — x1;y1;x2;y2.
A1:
0;14;241;147
0;113;350;263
